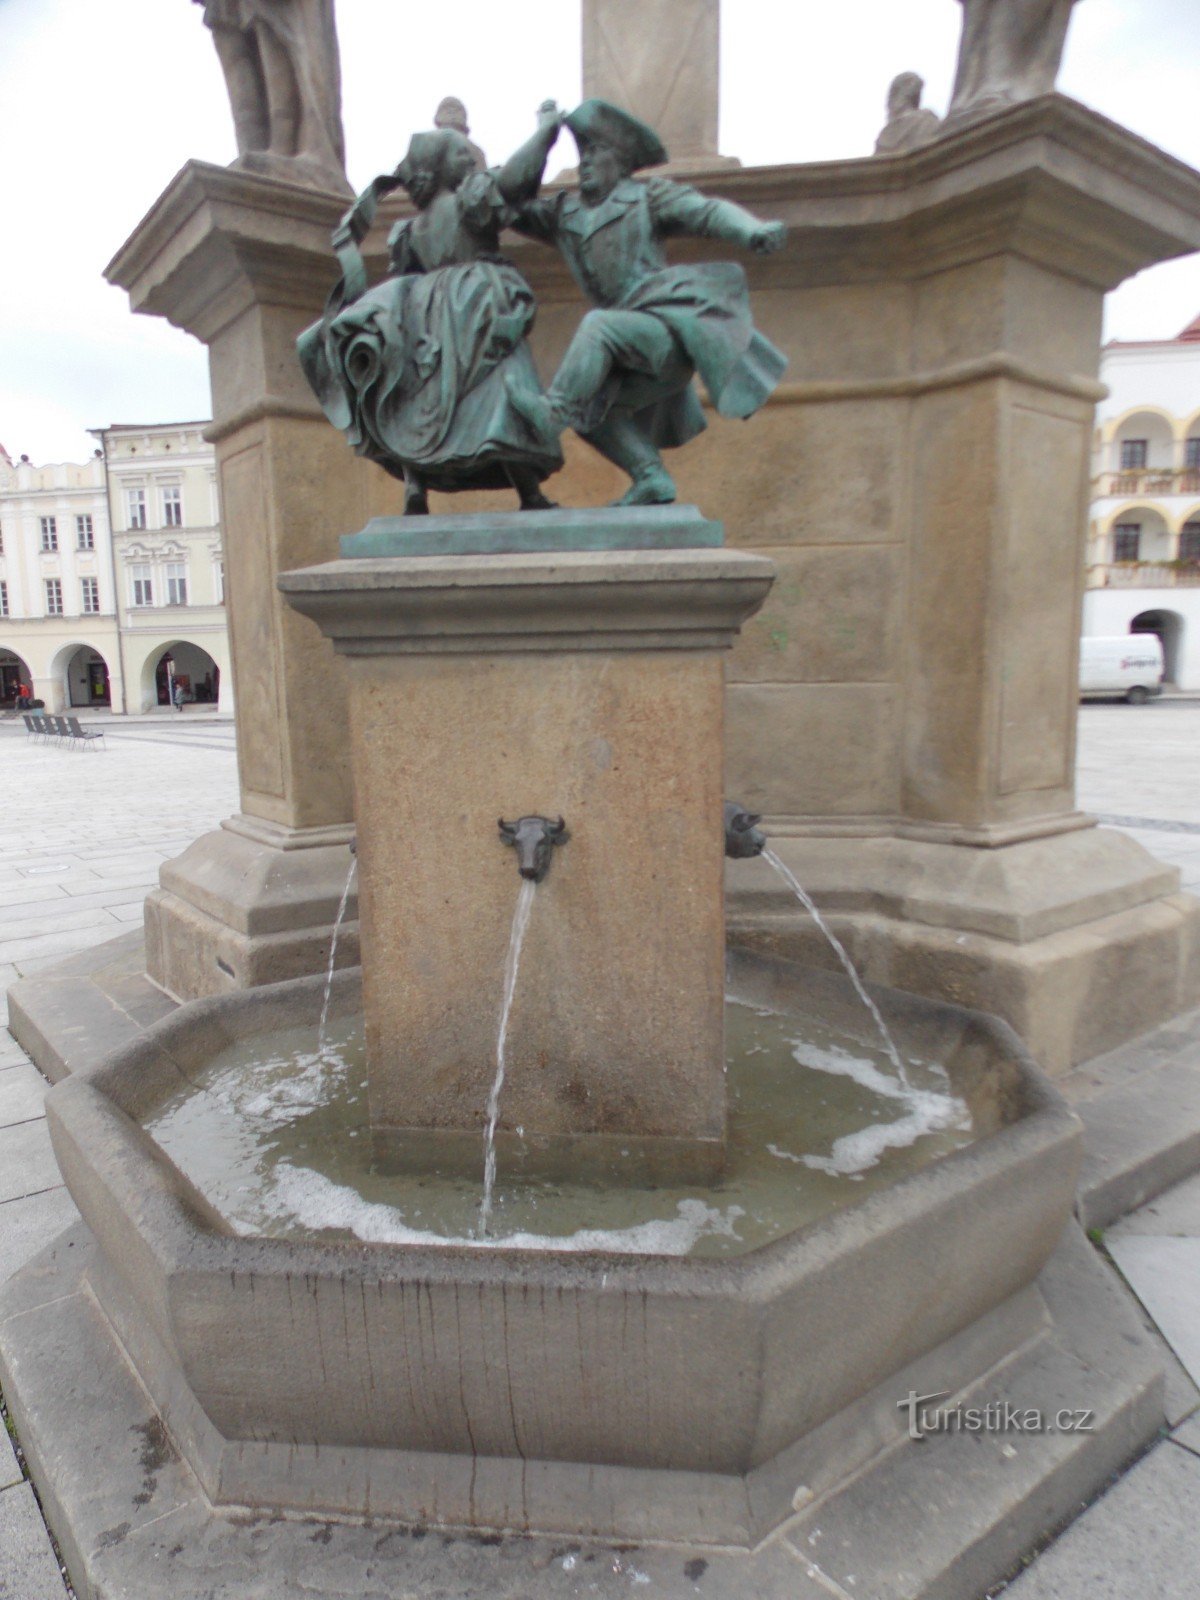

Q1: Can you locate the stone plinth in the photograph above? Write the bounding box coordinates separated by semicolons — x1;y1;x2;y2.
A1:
280;511;773;1164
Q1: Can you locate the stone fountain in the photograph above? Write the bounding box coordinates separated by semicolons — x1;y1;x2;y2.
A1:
4;5;1198;1597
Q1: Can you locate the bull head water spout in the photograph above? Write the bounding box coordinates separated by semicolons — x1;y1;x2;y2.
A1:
498;815;569;882
724;801;766;859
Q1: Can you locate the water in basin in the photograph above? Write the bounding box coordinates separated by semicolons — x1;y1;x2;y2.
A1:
145;977;974;1259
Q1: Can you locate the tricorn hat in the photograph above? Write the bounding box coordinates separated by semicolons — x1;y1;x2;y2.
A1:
565;99;668;170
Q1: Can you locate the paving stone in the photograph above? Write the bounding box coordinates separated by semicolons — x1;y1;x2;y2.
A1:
0;1123;60;1206
1000;1439;1200;1599
0;1189;79;1289
1107;1170;1200;1237
0;1062;47;1129
0;1420;20;1491
1171;1412;1200;1455
0;1482;68;1599
1107;1236;1200;1391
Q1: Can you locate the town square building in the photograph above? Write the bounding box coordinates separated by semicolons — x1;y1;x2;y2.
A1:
1084;313;1200;686
0;423;231;713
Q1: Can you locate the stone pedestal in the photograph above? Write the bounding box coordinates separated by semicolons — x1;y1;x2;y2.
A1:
280;511;773;1167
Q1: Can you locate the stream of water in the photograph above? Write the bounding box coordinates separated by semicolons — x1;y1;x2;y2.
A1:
762;848;912;1090
318;857;358;1056
478;876;537;1237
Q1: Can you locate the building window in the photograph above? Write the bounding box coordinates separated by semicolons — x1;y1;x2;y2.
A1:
1181;523;1200;564
1186;438;1200;471
162;486;183;528
166;562;188;606
81;577;100;614
45;577;63;615
76;513;94;550
1119;439;1148;471
1113;524;1141;563
40;515;58;551
125;488;147;530
214;560;225;605
130;564;153;607
0;580;7;616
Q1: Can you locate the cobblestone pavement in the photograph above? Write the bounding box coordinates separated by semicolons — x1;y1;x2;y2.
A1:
1;704;1199;1598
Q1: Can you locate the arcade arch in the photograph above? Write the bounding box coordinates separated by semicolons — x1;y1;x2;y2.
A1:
49;641;112;709
1131;609;1185;685
0;648;32;707
139;640;222;709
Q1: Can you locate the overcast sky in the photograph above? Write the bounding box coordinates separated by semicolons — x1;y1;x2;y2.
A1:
1;0;1198;465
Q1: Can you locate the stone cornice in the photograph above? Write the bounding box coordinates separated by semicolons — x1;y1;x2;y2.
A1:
105;98;1200;341
278;547;776;656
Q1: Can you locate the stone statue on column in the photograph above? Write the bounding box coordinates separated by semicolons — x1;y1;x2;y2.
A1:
946;0;1082;128
874;73;942;155
581;0;734;170
193;0;352;193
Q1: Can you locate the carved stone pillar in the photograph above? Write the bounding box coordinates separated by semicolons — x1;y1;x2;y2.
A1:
105;164;404;998
581;0;733;169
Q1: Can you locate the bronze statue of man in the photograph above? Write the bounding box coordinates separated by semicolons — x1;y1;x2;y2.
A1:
193;0;349;191
509;100;787;507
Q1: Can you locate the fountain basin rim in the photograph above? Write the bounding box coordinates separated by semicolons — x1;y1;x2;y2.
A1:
45;956;1079;1285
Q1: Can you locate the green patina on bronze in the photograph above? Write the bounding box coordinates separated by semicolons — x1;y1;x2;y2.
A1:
298;97;788;514
339;505;724;558
298;104;565;515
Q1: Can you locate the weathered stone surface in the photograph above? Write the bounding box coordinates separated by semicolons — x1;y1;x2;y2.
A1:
0;1122;59;1206
785;1225;1164;1600
1001;1437;1200;1600
0;1062;46;1128
0;1426;20;1492
0;1483;68;1600
0;1212;1165;1600
0;1186;79;1290
1077;1062;1200;1229
1108;1236;1200;1392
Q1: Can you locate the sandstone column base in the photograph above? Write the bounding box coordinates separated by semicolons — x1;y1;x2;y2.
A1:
727;826;1200;1074
144;813;357;1002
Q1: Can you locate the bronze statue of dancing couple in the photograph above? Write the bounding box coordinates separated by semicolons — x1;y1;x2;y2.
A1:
298;100;787;513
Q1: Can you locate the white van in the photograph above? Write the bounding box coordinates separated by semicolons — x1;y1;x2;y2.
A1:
1079;634;1164;705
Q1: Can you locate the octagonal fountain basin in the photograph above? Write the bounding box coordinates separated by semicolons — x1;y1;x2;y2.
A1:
45;949;1080;1547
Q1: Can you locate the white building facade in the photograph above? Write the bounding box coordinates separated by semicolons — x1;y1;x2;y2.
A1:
0;444;123;712
0;424;232;714
1084;315;1200;687
92;422;231;714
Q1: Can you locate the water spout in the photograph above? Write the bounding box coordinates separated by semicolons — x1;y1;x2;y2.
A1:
724;800;767;859
479;876;537;1236
498;814;568;882
762;848;912;1091
318;855;357;1056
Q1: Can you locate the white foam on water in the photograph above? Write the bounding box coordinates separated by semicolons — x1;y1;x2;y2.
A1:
262;1164;745;1256
230;1046;349;1124
779;1037;970;1177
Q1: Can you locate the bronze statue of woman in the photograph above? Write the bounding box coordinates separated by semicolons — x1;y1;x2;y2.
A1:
298;105;565;513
